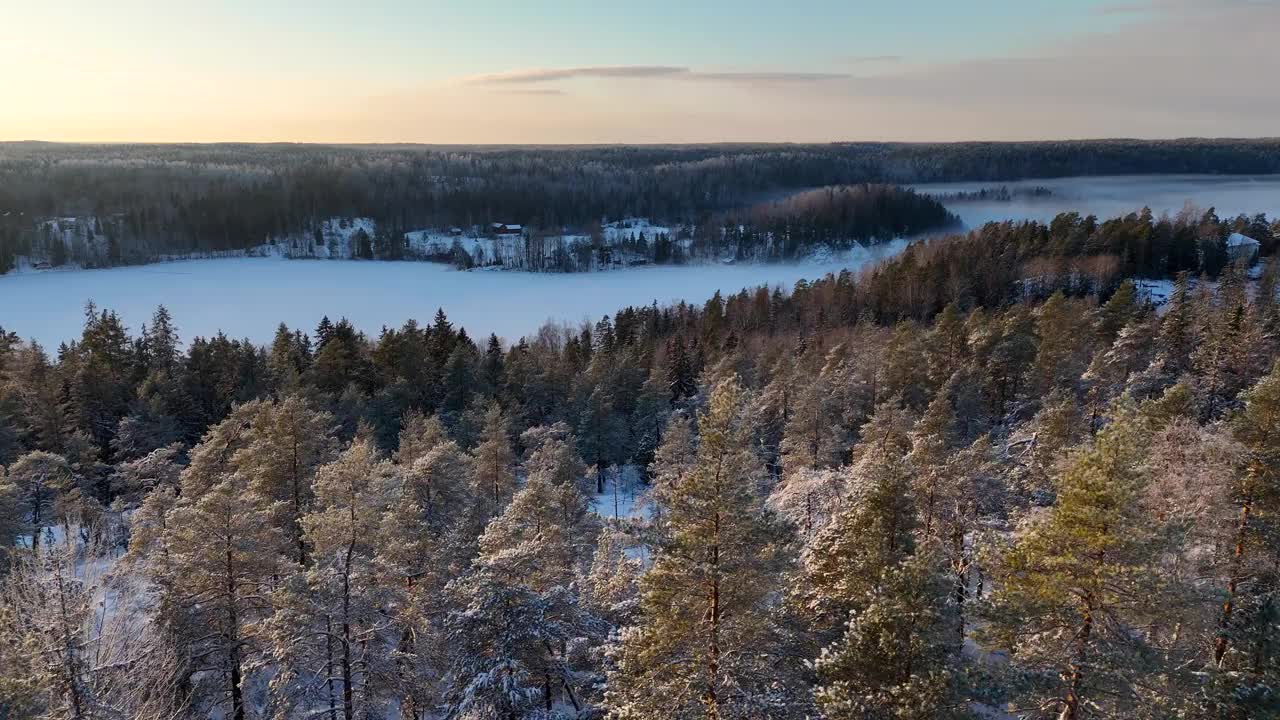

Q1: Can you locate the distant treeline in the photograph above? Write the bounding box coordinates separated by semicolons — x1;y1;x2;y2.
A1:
2;139;1279;272
704;184;958;261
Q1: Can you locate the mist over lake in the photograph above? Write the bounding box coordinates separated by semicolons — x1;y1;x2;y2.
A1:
916;174;1280;229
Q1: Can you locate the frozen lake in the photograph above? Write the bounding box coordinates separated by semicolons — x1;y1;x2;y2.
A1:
4;174;1277;350
0;245;905;349
915;174;1280;229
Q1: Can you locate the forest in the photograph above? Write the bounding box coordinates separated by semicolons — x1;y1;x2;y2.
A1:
3;138;1279;273
0;203;1278;718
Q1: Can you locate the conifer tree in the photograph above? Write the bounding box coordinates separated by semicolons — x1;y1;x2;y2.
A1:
0;474;19;556
472;402;516;519
983;403;1165;720
270;440;393;720
925;302;970;389
804;441;916;637
813;547;962;720
607;378;796;719
165;479;286;720
237;395;338;565
8;451;73;550
1214;361;1280;674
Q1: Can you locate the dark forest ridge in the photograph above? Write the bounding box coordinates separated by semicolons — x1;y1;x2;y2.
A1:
4;138;1280;274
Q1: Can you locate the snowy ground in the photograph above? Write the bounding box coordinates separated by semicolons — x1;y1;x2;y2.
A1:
0;247;905;349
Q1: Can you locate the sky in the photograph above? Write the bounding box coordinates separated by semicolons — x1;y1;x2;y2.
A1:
2;0;1277;143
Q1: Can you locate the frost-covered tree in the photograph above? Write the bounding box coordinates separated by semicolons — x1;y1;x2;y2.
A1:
471;403;516;520
269;439;393;720
983;403;1166;720
236;395;338;565
607;378;797;719
813;547;962;720
8;451;73;550
164;478;286;720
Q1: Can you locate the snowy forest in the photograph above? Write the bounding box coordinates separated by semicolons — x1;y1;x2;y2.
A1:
4;139;1280;273
1;203;1279;719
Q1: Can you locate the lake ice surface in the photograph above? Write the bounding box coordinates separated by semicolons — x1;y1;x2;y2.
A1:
0;245;904;349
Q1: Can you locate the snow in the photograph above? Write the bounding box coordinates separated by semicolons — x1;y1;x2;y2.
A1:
589;465;649;522
1134;279;1176;307
0;246;904;349
601;218;673;246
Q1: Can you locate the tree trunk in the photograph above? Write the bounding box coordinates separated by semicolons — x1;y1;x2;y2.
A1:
1060;602;1093;720
226;547;246;720
292;436;307;566
342;556;355;720
326;615;337;720
1215;496;1252;666
705;507;722;719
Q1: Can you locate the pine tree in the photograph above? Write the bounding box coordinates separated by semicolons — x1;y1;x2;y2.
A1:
908;390;957;537
983;403;1165;720
925;302;970;388
804;441;916;637
1214;361;1280;675
270;440;393;720
1096;280;1138;343
1033;291;1091;395
479;445;597;592
165;478;286;720
608;378;796;719
8;451;73;550
586;528;640;623
472;403;516;519
236;395;338;565
813;547;962;720
377;483;454;720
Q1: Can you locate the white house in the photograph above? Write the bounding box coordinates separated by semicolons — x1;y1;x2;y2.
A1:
1227;232;1261;263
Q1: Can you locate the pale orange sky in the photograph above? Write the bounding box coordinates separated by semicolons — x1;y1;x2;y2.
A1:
3;0;1277;143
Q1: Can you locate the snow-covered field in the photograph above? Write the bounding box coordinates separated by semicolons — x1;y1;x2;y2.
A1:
914;174;1280;229
0;242;905;349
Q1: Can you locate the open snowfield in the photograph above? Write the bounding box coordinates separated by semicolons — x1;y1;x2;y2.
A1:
915;174;1280;229
0;243;906;349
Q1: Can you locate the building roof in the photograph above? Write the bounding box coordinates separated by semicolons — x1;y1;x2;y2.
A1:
1227;232;1260;248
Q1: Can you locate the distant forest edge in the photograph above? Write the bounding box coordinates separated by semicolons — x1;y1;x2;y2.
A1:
2;138;1279;274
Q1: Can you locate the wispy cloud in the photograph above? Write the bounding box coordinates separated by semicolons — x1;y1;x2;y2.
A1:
499;88;568;96
466;65;688;85
1093;2;1159;15
464;65;850;89
839;55;905;64
688;71;850;83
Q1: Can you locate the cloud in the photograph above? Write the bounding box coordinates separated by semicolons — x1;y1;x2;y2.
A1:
466;65;688;85
1093;2;1159;15
839;55;905;64
500;88;567;96
463;65;851;91
687;71;850;83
